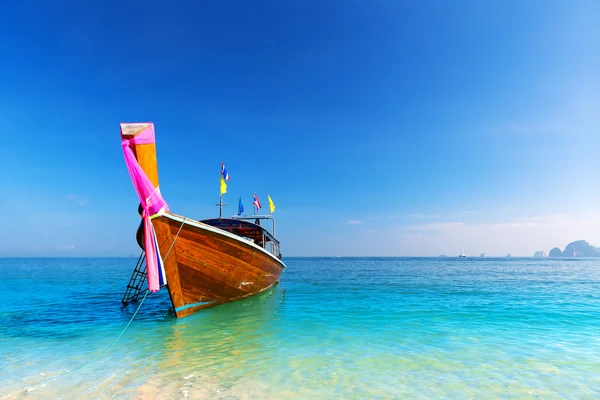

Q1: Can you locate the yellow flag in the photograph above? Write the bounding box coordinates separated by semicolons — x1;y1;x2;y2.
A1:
268;195;275;214
220;176;227;195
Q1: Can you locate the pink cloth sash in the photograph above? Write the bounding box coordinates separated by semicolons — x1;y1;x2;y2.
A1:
121;124;169;292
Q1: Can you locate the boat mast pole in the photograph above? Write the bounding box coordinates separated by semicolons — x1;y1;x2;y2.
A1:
218;165;223;219
215;196;227;219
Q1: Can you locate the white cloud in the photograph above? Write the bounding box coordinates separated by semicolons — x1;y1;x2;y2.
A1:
408;222;465;231
400;213;600;257
461;210;480;215
346;220;362;225
358;213;443;221
403;213;443;219
408;215;571;232
67;194;89;206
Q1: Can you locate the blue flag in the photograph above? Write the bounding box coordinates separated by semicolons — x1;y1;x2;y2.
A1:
238;197;244;215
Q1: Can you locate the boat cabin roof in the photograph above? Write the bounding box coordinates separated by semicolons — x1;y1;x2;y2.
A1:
200;218;278;244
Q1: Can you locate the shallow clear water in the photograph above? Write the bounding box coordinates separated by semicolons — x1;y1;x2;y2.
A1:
1;257;600;399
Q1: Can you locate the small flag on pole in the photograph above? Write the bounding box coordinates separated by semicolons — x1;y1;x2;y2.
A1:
220;176;227;195
268;195;275;214
221;162;230;181
238;197;244;215
219;162;229;195
253;193;262;211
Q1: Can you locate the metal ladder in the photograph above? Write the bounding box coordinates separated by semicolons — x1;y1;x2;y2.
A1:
122;252;148;305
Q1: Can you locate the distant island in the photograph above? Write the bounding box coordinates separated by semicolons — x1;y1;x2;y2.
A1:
548;240;600;257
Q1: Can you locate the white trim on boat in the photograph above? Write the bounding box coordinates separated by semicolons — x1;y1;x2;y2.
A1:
163;213;286;268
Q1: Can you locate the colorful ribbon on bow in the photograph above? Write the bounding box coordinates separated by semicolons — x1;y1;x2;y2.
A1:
121;123;168;292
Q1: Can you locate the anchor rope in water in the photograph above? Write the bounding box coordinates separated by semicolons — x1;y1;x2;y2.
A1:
4;217;188;398
78;217;187;371
1;290;151;399
76;217;187;370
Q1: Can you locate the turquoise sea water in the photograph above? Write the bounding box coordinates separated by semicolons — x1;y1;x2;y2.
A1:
1;257;600;399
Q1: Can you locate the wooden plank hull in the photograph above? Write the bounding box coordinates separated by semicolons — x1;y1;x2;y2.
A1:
152;212;285;318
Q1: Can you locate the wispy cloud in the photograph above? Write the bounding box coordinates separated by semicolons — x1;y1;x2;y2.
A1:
398;213;600;256
358;213;443;221
408;222;465;231
461;210;480;215
59;244;76;250
490;214;570;229
67;194;89;206
390;213;443;220
346;220;362;225
408;215;572;231
487;103;600;138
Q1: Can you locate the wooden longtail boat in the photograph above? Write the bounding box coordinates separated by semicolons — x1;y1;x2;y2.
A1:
120;123;285;318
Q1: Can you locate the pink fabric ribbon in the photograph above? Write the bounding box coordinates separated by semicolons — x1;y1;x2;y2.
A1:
121;124;169;292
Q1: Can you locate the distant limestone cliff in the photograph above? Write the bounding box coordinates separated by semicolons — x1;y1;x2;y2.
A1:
549;240;600;257
549;247;563;257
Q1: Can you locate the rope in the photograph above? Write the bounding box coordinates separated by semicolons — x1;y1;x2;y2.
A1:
4;216;189;398
78;217;186;367
164;217;187;260
76;289;150;372
76;217;187;366
1;290;150;399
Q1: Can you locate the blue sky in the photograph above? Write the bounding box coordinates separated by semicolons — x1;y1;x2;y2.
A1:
0;1;598;257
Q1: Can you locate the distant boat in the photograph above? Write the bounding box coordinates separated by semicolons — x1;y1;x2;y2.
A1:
119;123;285;318
459;245;466;257
480;253;485;258
506;253;512;258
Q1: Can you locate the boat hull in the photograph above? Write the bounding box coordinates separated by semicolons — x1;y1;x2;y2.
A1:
152;213;285;318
